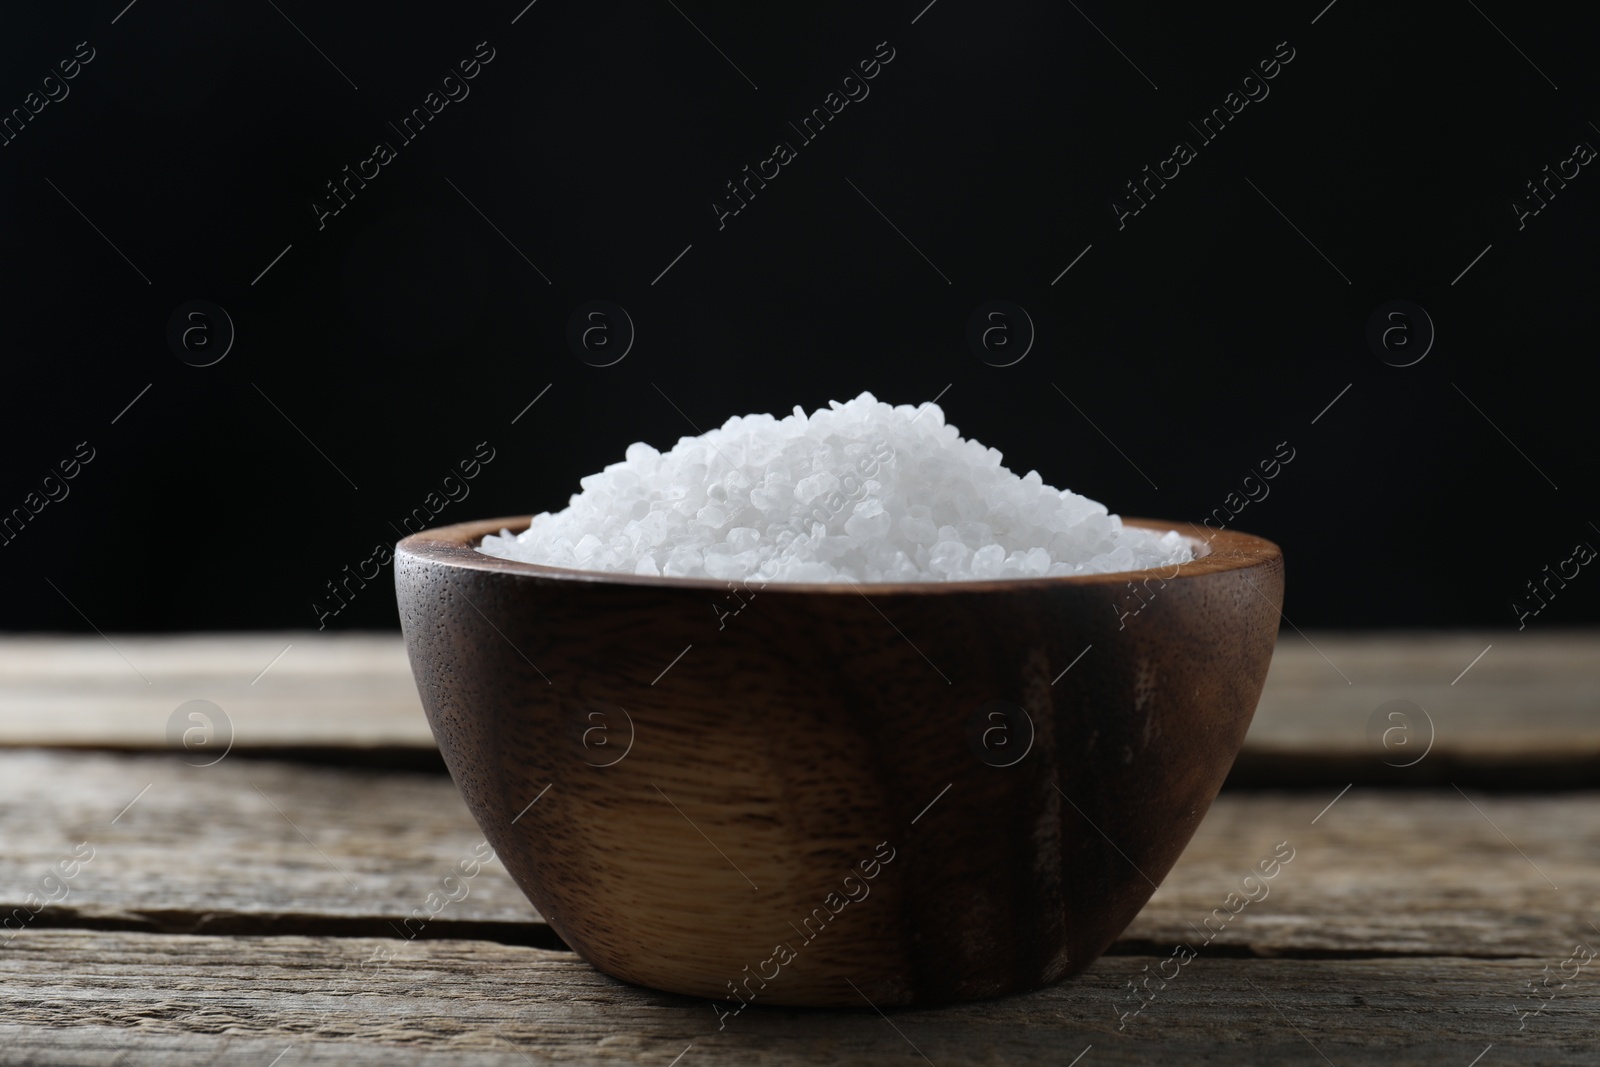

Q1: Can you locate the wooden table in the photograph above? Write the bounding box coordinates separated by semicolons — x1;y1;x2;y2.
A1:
2;633;1596;1065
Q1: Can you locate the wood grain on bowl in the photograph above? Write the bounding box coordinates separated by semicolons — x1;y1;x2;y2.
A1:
395;516;1283;1007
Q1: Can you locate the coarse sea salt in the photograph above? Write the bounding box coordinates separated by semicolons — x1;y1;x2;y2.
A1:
477;392;1194;582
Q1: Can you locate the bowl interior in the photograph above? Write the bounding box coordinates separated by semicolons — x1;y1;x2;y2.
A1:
400;515;1275;595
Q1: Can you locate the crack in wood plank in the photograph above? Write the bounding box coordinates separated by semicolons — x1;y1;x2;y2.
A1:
4;752;1598;963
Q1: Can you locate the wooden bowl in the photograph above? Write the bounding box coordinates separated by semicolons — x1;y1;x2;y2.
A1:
395;517;1282;1008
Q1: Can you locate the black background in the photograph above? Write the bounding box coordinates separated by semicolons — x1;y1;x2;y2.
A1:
1;0;1593;633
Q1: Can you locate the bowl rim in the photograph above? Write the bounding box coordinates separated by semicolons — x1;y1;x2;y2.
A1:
396;516;1281;596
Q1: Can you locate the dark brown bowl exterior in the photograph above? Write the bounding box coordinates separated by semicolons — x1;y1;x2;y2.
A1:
396;517;1282;1007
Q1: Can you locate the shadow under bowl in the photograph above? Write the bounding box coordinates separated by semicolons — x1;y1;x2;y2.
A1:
395;517;1283;1007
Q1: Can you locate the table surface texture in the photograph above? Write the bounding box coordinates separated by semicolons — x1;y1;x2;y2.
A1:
1;632;1595;1065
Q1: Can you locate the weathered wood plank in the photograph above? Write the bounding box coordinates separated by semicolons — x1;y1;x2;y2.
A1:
0;930;1594;1065
0;633;428;748
1242;630;1600;757
1;633;1594;768
0;750;543;931
1119;786;1600;960
4;752;1598;959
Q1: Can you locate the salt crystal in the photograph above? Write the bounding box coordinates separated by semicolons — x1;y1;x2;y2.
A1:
928;540;972;577
971;543;1006;578
478;392;1193;581
726;527;762;553
793;471;839;504
843;499;891;540
900;513;938;545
